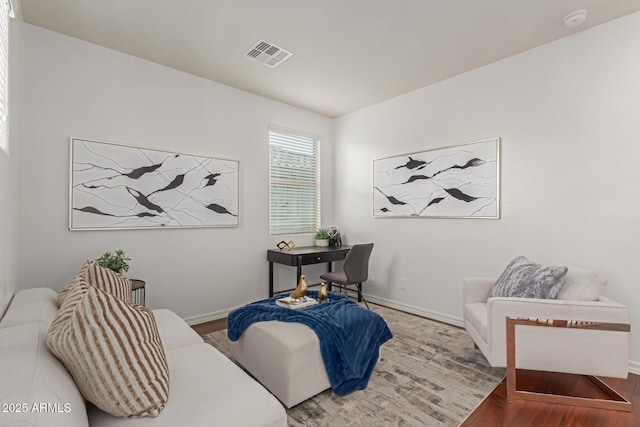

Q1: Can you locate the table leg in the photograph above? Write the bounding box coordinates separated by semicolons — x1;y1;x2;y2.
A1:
296;256;302;287
269;261;274;297
326;261;333;292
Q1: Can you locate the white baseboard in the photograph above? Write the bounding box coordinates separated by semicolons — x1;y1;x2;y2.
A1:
629;360;640;376
183;307;234;326
363;293;464;328
182;295;465;328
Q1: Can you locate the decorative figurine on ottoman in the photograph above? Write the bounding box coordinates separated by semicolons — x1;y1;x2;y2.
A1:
318;283;328;303
228;291;392;407
289;275;308;300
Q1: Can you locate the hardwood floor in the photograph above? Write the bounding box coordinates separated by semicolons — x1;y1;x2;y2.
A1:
191;317;226;335
461;370;640;426
192;311;639;426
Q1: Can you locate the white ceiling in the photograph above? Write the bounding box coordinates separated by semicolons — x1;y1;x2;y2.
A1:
15;0;640;118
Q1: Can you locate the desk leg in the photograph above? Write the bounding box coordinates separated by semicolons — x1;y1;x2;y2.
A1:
269;261;274;297
296;256;302;287
326;261;333;292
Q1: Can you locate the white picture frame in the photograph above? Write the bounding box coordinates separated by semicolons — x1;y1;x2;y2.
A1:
373;138;500;218
69;138;239;230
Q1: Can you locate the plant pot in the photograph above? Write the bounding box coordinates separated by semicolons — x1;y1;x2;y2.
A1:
315;239;329;247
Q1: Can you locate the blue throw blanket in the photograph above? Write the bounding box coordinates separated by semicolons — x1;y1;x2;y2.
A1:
227;291;393;396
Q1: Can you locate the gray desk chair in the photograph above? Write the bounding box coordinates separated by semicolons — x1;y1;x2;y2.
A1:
320;243;374;308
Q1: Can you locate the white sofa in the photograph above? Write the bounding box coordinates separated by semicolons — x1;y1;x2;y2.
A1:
0;287;287;427
463;277;630;378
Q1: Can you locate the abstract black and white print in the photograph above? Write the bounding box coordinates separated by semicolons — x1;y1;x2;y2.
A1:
373;138;499;218
69;138;239;230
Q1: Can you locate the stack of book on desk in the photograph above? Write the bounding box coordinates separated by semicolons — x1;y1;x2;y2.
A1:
275;296;318;310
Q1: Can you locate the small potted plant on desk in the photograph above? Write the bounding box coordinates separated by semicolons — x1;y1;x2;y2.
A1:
315;228;330;247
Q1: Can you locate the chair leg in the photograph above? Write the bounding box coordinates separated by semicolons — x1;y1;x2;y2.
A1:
357;283;369;309
326;282;342;295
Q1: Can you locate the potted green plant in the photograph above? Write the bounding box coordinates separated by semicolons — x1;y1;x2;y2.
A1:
96;249;131;273
315;228;330;247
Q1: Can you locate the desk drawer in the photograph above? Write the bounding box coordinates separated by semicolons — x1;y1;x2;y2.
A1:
300;251;347;265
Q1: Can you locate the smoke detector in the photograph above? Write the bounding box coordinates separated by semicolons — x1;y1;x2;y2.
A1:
563;9;587;28
244;39;293;68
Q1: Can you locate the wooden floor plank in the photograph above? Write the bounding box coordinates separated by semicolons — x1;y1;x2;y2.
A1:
191;317;226;335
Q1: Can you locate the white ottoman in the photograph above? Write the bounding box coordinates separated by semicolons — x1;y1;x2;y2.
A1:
230;320;330;408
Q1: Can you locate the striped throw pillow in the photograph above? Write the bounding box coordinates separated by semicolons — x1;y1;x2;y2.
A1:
57;260;91;306
58;260;132;306
84;260;132;303
47;286;169;418
49;278;91;336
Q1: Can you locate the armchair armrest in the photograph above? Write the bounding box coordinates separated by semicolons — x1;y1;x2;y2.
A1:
487;296;630;368
463;277;496;305
488;296;630;325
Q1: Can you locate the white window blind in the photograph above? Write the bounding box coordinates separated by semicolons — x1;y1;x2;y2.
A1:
269;127;321;235
0;0;10;152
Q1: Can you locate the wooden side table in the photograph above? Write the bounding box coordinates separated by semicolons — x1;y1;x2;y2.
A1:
131;279;146;306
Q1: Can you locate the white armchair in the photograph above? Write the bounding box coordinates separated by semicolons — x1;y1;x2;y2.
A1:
463;277;630;378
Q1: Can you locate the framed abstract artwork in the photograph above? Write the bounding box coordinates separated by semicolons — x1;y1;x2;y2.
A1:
373;138;500;218
69;138;239;230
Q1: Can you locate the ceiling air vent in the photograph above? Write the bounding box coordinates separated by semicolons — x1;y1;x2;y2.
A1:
244;39;293;68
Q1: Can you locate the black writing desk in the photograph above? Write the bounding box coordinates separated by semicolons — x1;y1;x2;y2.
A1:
267;246;351;297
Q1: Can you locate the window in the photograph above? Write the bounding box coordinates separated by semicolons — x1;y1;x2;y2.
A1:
269;126;321;235
0;0;11;152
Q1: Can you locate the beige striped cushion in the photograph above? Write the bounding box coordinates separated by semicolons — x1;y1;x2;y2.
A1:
49;279;91;336
58;260;132;306
57;261;91;306
47;286;169;418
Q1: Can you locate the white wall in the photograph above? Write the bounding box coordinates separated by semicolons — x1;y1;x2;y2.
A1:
0;101;12;316
0;79;10;315
334;13;640;367
0;19;22;316
0;128;9;316
12;22;334;321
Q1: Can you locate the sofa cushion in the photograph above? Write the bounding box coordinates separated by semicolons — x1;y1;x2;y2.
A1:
0;287;60;328
47;286;169;418
58;260;132;306
88;343;287;427
152;309;204;351
0;322;89;427
556;263;608;301
490;256;568;299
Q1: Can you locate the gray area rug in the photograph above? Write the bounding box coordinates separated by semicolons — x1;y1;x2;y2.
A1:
202;304;504;426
